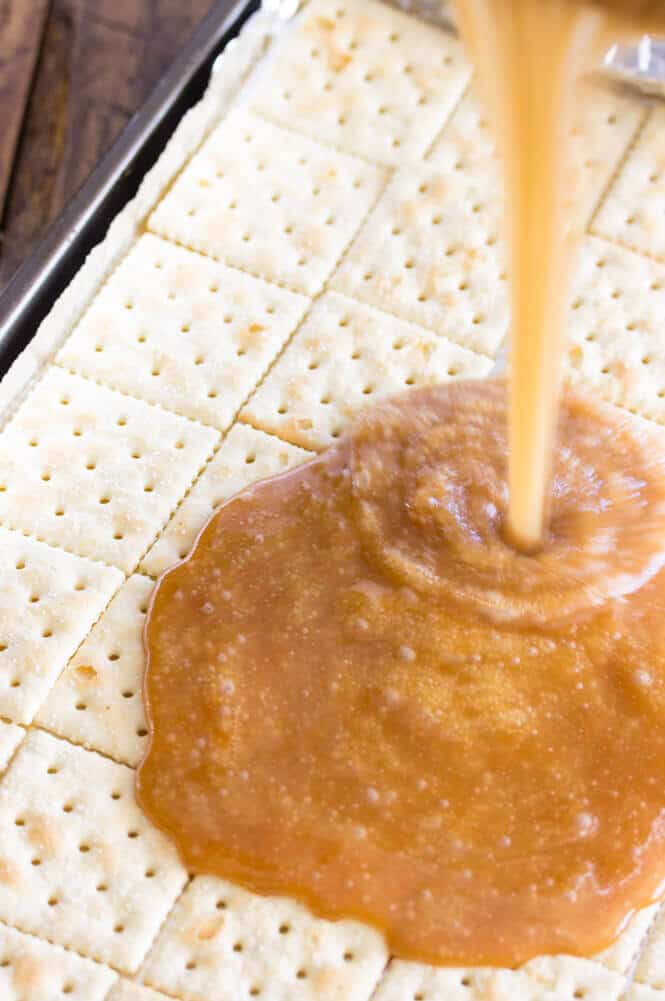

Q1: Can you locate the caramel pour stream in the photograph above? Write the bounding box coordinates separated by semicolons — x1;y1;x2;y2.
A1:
138;0;665;968
452;0;665;551
139;381;665;966
453;1;607;551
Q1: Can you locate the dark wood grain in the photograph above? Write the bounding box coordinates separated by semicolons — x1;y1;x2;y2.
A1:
0;0;215;292
0;3;72;288
0;0;51;220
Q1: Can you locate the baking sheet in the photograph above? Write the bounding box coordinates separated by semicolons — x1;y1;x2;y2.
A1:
0;0;259;379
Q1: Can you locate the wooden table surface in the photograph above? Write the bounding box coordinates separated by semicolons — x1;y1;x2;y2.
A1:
0;0;216;294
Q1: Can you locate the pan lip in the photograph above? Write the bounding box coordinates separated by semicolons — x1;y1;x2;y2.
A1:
0;0;261;384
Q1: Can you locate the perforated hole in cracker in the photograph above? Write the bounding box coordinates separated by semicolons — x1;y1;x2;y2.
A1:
140;875;387;1001
0;922;115;1001
252;0;469;166
0;368;217;571
372;954;626;1001
0;526;121;724
0;730;186;972
148;109;386;296
429;85;645;226
37;575;155;766
142;424;312;578
564;237;665;423
332;163;507;356
0;1;661;998
594;109;665;262
58;236;309;431
241;292;491;450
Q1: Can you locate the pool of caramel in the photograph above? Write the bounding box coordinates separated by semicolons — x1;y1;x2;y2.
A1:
138;381;665;966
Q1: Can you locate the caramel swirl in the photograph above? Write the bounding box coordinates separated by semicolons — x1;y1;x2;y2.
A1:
351;381;665;625
138;381;665;967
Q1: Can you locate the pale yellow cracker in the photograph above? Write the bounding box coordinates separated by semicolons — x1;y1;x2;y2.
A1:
595;904;660;975
0;526;122;724
523;955;626;1001
36;575;154;767
108;981;172;1001
240;291;491;449
0;3;657;993
566;82;646;224
0;722;23;772
0;367;218;572
331;163;508;356
0;730;187;972
594;108;665;261
57;234;309;430
564;237;665;423
430;84;645;227
0;922;116;1001
148;109;386;296
332;77;643;358
0;5;277;420
252;0;469;165
373;955;624;1001
635;903;665;992
428;88;496;173
139;875;388;1001
142;425;312;577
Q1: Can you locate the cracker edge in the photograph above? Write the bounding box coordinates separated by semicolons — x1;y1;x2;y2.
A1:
1;3;658;996
0;7;280;429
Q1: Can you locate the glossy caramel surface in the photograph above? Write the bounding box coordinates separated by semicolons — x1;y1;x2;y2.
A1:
138;381;665;966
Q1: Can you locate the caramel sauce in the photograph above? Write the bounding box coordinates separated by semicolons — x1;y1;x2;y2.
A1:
452;0;665;551
138;0;665;968
139;381;665;966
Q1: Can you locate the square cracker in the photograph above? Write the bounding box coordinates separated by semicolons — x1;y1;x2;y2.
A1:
429;82;645;229
0;526;122;724
148;109;386;296
139;874;388;1001
634;903;665;992
240;291;492;450
0;721;24;771
252;0;469;166
0;367;218;572
593;108;665;261
561;80;646;226
0;730;187;972
333;78;644;358
428;89;496;173
142;425;312;577
37;574;155;767
372;955;624;1001
57;235;309;430
331;162;508;356
564;237;665;423
0;922;116;1001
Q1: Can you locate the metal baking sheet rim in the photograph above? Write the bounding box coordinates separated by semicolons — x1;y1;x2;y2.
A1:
0;0;264;408
0;0;457;421
1;0;660;408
